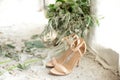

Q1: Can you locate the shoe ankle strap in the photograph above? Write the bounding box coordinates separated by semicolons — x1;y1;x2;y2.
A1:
70;38;80;51
62;34;79;47
71;38;86;57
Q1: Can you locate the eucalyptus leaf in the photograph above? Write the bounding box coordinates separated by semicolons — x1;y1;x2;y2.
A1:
25;40;45;48
6;44;15;49
17;63;29;70
5;52;20;61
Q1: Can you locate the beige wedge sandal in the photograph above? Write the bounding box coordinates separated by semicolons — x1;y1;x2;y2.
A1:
46;34;80;68
49;38;86;76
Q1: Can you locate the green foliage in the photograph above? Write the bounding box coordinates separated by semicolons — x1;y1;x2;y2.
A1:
17;63;29;70
44;0;98;45
24;40;46;55
24;40;45;49
0;43;20;61
6;44;15;49
5;52;19;61
0;39;46;62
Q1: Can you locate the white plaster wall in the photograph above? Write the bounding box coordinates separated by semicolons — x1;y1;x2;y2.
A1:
96;0;120;55
93;0;120;74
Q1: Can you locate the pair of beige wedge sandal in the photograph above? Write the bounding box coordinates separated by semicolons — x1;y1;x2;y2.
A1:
46;34;86;76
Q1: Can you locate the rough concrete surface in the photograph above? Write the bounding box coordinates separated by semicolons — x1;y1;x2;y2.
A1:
0;51;119;80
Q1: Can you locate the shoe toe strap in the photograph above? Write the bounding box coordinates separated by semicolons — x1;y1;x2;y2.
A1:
51;57;58;66
54;64;69;74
